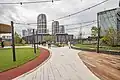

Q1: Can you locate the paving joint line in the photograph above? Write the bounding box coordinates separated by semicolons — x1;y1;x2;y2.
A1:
14;47;52;80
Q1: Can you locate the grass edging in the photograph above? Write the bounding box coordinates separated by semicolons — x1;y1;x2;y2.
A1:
0;53;39;73
0;48;50;80
15;48;52;80
0;48;40;72
72;46;120;55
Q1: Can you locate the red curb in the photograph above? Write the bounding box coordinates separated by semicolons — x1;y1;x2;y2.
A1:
0;48;50;80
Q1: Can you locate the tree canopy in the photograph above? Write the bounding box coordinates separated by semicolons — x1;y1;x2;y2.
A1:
91;26;98;37
101;27;120;46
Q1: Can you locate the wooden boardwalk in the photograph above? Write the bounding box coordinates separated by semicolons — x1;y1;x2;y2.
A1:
14;47;100;80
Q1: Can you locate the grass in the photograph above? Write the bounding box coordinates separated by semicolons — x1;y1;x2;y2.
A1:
0;48;40;72
74;44;120;51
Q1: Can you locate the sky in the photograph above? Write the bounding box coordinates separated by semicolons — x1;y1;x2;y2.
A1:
0;0;119;38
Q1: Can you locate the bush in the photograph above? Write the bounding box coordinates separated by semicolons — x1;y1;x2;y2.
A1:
55;43;62;47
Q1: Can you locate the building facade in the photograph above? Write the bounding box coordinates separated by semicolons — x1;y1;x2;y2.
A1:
23;33;50;44
68;35;73;41
59;25;65;33
37;14;47;34
54;33;74;43
55;33;68;43
52;21;59;35
22;30;27;37
117;8;120;31
98;8;120;36
0;34;12;46
22;14;74;44
27;29;33;36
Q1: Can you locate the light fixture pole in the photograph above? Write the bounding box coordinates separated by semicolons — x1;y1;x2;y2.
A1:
33;29;36;54
36;30;39;49
97;13;100;53
11;21;16;61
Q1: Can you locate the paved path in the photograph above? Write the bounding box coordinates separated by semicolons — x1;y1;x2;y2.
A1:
0;48;49;80
4;45;32;48
14;46;100;80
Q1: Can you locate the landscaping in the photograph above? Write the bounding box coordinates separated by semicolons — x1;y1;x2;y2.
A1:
78;51;120;80
74;44;120;51
55;43;65;47
0;48;40;72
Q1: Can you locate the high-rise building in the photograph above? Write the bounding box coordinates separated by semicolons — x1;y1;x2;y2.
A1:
37;14;47;34
98;8;120;36
27;29;33;36
98;8;120;45
59;25;65;33
22;30;27;37
52;21;59;35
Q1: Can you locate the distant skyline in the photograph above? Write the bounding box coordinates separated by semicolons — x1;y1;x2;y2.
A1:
0;0;119;38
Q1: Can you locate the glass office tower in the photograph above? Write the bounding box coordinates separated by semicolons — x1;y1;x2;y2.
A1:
98;8;120;36
52;21;59;35
37;14;47;33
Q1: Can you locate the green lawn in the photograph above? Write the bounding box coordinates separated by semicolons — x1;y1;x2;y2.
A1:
0;48;40;72
74;44;120;51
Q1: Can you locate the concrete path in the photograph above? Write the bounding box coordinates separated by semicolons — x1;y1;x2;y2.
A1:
14;46;100;80
4;46;32;48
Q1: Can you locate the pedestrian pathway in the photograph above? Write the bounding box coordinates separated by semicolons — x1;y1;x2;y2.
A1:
4;45;32;48
0;48;50;80
14;46;100;80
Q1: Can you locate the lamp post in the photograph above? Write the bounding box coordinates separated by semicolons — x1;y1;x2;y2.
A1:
11;21;16;61
119;0;120;7
33;29;36;54
97;13;100;53
36;30;39;49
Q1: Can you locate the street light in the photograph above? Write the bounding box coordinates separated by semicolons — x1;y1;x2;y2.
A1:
33;29;36;54
36;30;39;49
97;13;100;53
11;21;16;61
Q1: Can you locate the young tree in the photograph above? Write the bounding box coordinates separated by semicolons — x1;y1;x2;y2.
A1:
101;27;119;46
14;32;21;44
91;26;98;37
43;36;54;42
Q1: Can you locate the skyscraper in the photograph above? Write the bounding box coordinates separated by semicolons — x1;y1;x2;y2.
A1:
98;8;120;45
27;29;33;36
98;8;120;36
52;21;59;35
59;25;65;33
22;30;27;37
117;8;120;31
37;14;47;34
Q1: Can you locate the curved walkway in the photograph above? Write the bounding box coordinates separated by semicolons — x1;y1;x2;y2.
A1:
15;46;100;80
0;48;50;80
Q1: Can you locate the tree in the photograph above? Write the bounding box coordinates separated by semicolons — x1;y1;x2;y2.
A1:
43;36;54;42
21;39;26;44
14;32;21;44
91;26;98;37
101;27;119;46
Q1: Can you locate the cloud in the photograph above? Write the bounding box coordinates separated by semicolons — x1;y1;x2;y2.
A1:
0;0;119;37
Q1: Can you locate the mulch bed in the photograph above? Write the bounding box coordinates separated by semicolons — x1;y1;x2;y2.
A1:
78;51;120;80
0;48;50;80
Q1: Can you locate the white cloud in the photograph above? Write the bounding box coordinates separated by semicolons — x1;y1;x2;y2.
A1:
0;0;119;37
